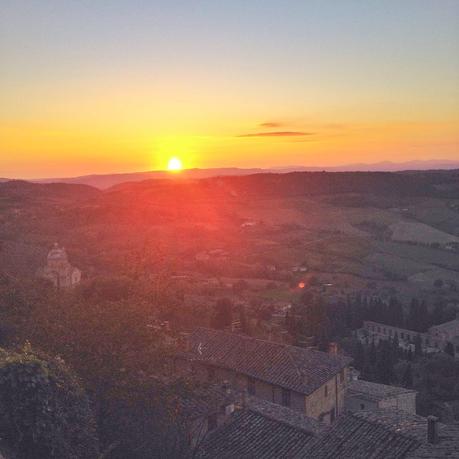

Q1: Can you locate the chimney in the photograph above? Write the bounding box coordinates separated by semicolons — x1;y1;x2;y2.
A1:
427;415;439;444
329;342;338;355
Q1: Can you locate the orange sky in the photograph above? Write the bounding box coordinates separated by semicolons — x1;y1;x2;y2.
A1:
1;1;458;178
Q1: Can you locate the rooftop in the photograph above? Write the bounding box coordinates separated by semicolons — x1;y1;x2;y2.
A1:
184;328;352;395
347;379;416;402
429;318;459;334
179;383;236;420
246;396;325;436
47;243;68;261
297;409;459;459
198;398;321;459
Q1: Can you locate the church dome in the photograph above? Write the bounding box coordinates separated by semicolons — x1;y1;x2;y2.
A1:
47;243;68;261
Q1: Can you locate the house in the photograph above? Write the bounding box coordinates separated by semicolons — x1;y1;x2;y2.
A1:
176;328;352;423
198;396;324;458
429;316;459;344
345;379;417;414
296;409;459;458
37;243;81;289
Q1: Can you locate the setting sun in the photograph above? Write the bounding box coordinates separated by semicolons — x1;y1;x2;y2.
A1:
167;157;183;172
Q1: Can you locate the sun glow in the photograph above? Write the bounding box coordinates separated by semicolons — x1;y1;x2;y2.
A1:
167;157;183;172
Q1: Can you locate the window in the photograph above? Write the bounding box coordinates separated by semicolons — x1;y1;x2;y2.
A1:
207;414;217;432
248;377;256;395
324;385;328;397
339;369;345;384
282;388;291;407
360;403;365;410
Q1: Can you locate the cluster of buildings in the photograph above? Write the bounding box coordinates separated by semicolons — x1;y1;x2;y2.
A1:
360;317;459;357
174;327;459;458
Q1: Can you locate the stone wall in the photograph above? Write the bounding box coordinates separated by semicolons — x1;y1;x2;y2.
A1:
305;369;347;423
345;392;416;415
345;394;379;412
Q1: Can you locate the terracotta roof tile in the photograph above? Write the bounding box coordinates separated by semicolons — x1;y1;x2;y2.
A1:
185;328;352;395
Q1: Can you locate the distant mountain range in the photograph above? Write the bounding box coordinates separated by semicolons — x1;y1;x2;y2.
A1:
282;160;459;173
3;159;458;189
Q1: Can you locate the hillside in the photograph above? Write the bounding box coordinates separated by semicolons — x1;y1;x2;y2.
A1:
1;170;459;304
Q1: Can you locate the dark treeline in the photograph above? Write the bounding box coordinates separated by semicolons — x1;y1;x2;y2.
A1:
287;293;457;347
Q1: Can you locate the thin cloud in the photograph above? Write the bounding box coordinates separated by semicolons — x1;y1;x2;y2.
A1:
237;131;315;138
259;121;282;128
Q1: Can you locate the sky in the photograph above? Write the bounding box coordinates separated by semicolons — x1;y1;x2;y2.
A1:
1;0;458;178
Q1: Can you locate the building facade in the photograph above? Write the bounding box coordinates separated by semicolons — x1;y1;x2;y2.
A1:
345;379;417;414
360;320;459;357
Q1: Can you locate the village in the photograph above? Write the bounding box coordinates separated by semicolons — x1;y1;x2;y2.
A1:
35;242;459;457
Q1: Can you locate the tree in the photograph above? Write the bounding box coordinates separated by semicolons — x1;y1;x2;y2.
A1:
444;341;455;357
232;280;248;294
100;376;204;459
434;279;444;289
0;344;99;459
238;303;250;335
414;334;423;357
211;298;233;329
401;363;414;388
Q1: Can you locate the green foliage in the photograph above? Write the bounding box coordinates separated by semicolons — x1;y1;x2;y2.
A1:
444;341;455;357
413;354;459;417
77;275;135;302
211;298;233;329
0;344;99;459
100;376;200;459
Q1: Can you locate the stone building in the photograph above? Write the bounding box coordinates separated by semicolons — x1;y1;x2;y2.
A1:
39;243;81;289
345;379;417;414
429;317;459;346
360;320;459;357
175;328;352;424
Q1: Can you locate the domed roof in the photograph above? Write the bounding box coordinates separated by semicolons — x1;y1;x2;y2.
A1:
47;243;68;261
